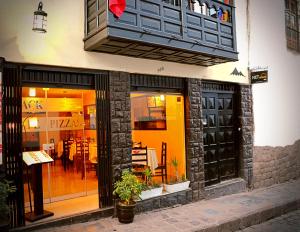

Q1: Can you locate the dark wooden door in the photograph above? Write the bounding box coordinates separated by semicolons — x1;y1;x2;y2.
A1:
202;84;239;187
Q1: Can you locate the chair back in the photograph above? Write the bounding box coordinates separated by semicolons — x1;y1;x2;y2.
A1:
63;139;71;158
75;140;82;156
82;140;90;161
132;141;142;148
161;142;167;167
132;146;148;167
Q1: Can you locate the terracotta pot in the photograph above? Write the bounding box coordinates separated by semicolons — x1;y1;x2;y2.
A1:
116;201;136;223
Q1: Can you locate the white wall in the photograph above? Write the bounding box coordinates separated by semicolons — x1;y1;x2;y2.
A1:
249;0;300;146
0;0;249;84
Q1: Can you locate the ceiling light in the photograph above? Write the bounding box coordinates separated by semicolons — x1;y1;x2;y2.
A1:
29;117;38;128
29;88;36;97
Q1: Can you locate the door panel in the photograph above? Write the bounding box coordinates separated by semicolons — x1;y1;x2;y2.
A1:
203;86;238;187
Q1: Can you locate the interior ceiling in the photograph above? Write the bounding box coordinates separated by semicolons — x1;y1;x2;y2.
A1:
22;87;90;98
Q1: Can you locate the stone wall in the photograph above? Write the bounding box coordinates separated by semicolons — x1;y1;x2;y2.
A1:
253;140;300;189
109;71;132;183
185;78;205;201
136;189;192;213
239;85;254;188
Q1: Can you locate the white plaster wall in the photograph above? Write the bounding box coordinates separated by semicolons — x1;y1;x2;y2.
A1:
249;0;300;146
0;0;249;84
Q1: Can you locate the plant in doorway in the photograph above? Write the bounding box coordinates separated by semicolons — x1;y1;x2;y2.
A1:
113;169;144;223
140;168;163;200
0;179;16;232
164;157;190;193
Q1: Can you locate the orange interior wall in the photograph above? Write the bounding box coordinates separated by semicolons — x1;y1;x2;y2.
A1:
83;91;96;141
132;95;186;181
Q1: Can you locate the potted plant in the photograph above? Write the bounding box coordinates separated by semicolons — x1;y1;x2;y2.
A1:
0;179;16;232
140;168;163;200
113;169;144;223
164;158;190;193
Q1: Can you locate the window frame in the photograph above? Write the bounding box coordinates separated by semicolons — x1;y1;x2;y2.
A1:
285;0;300;51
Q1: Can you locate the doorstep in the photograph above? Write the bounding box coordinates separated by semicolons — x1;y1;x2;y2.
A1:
205;178;247;199
11;207;114;232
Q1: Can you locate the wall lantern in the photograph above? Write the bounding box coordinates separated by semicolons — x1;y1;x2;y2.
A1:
32;2;47;33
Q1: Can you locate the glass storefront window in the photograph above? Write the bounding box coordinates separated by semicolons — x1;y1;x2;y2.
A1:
131;92;186;185
22;87;98;214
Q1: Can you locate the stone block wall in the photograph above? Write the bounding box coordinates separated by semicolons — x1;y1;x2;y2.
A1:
253;140;300;189
185;78;205;201
109;71;132;183
136;189;193;213
239;85;254;188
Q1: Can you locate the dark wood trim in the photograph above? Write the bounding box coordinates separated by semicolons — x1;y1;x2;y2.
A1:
130;74;185;93
2;62;25;227
6;62;108;75
95;73;113;207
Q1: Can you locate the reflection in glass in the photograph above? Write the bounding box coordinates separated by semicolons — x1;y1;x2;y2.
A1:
22;87;99;216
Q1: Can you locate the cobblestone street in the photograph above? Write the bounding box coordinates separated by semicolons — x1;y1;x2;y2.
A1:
239;209;300;232
26;179;300;232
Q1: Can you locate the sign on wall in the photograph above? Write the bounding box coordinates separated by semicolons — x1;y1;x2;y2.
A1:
22;115;84;132
22;97;83;113
250;67;268;84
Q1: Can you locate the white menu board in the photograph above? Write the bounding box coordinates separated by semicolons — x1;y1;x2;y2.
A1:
23;150;53;166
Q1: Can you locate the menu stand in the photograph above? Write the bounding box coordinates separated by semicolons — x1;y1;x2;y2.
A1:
23;151;54;222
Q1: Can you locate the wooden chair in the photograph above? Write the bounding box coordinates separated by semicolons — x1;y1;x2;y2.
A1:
62;139;72;171
49;148;58;165
132;141;142;148
132;146;148;179
154;142;167;183
81;140;94;179
74;140;83;173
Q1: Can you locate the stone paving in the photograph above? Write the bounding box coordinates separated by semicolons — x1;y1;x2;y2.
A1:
33;179;300;232
238;209;300;232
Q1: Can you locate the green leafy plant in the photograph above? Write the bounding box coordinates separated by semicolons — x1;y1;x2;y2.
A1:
143;168;160;189
167;158;189;184
171;157;179;182
0;179;16;221
113;169;144;205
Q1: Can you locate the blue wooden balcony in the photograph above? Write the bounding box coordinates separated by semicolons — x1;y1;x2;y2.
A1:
84;0;238;66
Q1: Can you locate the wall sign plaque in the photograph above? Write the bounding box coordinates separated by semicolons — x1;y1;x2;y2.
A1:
250;68;268;84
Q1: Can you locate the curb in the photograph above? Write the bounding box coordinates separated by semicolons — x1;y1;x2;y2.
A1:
195;198;300;232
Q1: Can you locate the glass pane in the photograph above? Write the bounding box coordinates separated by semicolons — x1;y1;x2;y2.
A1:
131;93;186;185
22;87;98;216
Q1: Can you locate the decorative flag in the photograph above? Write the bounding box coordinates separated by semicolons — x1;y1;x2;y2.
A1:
109;0;126;18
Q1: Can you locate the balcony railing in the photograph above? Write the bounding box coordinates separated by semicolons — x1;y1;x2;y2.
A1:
84;0;238;66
